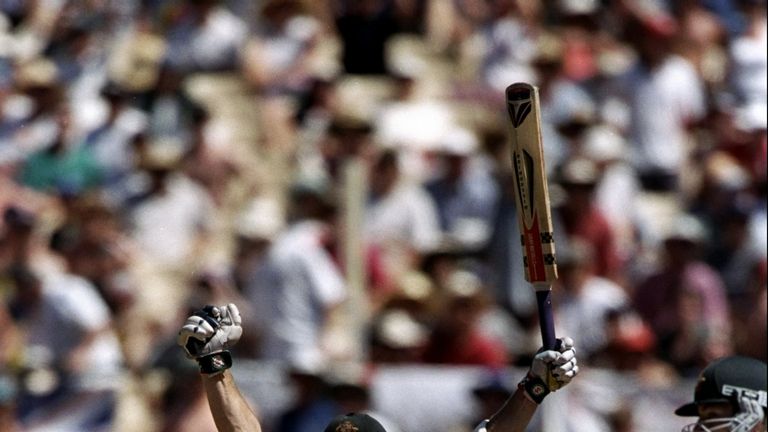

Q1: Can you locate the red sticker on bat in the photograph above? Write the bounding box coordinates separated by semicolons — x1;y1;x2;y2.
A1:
524;215;546;282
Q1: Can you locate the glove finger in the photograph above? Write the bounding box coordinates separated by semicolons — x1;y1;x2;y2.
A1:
183;316;216;337
553;360;576;374
554;349;575;365
535;350;560;364
180;322;211;338
177;328;207;357
221;303;241;326
558;337;574;352
177;330;191;348
555;367;578;379
227;326;243;345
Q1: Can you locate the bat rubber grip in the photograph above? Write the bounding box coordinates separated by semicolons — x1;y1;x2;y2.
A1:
536;290;557;350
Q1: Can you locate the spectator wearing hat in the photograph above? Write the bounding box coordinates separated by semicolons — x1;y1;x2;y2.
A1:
424;126;501;252
581;125;642;263
553;238;630;362
243;177;347;365
617;5;707;192
125;140;216;272
19;105;103;196
421;269;509;368
533;30;597;172
370;308;429;363
632;213;732;376
554;157;623;283
242;0;323;154
364;148;442;282
81;83;147;200
163;0;248;73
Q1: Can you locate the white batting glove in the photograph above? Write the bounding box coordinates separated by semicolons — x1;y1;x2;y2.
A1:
178;303;242;362
520;337;579;404
531;336;579;390
730;396;765;432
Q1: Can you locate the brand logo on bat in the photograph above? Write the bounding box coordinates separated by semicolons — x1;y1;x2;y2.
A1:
507;101;532;128
513;150;535;220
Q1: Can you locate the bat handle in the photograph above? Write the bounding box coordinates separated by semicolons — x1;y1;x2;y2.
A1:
535;289;557;350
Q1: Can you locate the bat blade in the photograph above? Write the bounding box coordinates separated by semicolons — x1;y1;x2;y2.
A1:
506;83;558;284
505;82;558;349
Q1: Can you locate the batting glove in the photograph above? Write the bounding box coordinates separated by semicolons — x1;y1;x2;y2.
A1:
519;337;579;404
177;303;242;375
730;396;765;432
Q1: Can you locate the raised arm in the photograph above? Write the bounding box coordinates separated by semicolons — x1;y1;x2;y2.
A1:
178;304;262;432
202;370;262;432
475;337;579;432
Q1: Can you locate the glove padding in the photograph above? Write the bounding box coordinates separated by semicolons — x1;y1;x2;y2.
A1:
178;303;242;359
529;337;579;392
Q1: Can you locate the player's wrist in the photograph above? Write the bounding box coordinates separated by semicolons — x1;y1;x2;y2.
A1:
518;372;550;404
197;350;233;376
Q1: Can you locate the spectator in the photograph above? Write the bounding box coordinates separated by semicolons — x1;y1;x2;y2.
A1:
335;0;399;75
448;371;514;432
364;148;442;280
726;0;767;133
162;0;249;73
81;83;146;199
19;105;103;195
731;259;767;362
632;214;732;375
125;141;215;272
136;65;199;150
243;178;347;365
8;264;122;429
422;269;509;368
425;126;500;251
554;157;623;282
619;7;707;192
328;367;404;432
553;238;630;361
275;361;338;432
242;0;324;154
370;308;429;363
242;0;321;96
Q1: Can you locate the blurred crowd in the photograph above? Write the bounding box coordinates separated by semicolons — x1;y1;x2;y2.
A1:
0;0;765;431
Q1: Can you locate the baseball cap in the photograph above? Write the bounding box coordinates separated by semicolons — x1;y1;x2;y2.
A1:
674;356;767;416
324;413;387;432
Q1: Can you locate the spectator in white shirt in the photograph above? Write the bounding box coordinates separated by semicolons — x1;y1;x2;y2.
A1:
244;178;347;366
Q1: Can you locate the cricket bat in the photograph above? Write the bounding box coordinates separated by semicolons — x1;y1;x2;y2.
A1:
505;83;558;350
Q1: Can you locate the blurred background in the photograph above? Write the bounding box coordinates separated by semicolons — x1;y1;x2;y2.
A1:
0;0;765;431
